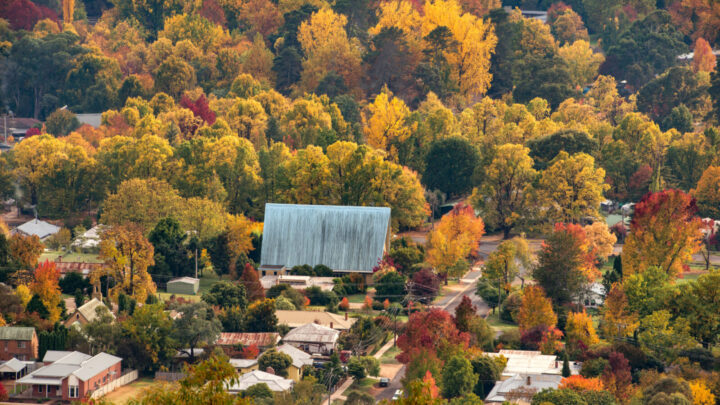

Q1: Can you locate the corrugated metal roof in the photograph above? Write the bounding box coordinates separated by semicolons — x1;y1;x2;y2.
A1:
76;298;114;323
276;310;356;330
260;204;391;273
0;358;28;373
276;344;313;369
228;370;293;392
73;352;122;381
216;333;280;347
15;219;60;239
167;277;200;285
282;323;339;344
0;327;35;341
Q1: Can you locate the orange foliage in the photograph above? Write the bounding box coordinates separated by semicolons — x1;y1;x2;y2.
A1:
30;260;62;323
240;344;260;359
423;371;440;398
363;295;373;309
339;297;350;311
693;37;717;73
518;285;557;332
560;375;605;392
426;203;485;278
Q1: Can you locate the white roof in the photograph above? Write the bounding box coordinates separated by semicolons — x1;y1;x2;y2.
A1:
227;370;293;392
75;113;102;128
282;323;339;344
18;351;121;385
75;298;114;323
486;350;581;377
43;350;75;363
276;344;313;369
229;359;258;369
0;358;29;373
71;225;106;248
15;219;60;239
167;277;200;285
485;373;562;403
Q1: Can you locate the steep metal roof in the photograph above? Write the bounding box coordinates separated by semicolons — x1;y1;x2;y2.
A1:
260;204;391;273
0;327;35;341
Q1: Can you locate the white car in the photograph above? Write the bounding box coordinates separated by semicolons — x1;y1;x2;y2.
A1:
392;389;403;401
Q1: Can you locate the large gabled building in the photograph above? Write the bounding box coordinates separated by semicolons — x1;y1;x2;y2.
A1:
260;203;391;281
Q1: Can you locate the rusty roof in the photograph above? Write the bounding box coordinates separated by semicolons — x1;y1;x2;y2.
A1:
216;333;280;347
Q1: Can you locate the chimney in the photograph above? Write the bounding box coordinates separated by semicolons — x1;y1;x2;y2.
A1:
555;360;558;368
345;312;348;320
330;322;333;329
526;376;531;386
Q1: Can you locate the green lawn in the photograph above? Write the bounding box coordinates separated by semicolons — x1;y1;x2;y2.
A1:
380;345;401;364
347;294;367;304
347;378;376;395
485;312;519;333
40;250;103;263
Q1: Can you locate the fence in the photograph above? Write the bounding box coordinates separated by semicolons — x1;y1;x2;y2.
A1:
154;372;186;382
90;370;138;399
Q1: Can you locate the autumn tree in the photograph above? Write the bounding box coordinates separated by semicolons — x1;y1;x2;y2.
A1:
239;263;264;302
623;190;702;278
30;261;62;323
550;8;588;45
558;40;604;88
471;144;537;238
601;283;638;341
692;37;717;73
426;204;484;280
397;309;470;364
534;152;608;224
96;224;156;303
565;310;599;357
362;88;413;162
9;234;44;269
101;178;183;232
517;285;556;332
693;166;720;218
601;352;634;404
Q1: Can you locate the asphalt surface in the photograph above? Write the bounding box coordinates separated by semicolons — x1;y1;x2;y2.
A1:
375;366;406;402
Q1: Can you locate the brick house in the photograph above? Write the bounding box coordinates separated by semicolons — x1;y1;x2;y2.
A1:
0;327;38;361
17;351;122;400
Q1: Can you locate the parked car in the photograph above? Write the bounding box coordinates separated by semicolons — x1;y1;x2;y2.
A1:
392;389;403;400
379;377;389;387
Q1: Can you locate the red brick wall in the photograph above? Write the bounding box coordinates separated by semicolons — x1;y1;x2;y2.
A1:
79;362;122;398
0;337;38;361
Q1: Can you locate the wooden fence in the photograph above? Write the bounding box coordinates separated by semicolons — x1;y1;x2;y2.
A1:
154;372;186;382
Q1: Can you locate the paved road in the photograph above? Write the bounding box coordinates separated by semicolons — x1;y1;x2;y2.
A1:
376;365;406;402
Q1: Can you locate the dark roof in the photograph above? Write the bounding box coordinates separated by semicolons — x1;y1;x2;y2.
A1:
6;118;40;130
260;204;391;273
0;327;35;341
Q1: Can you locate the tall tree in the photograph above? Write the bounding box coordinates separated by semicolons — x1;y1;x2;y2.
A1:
148;217;192;279
30;261;62;323
171;302;221;361
441;355;477;398
239;263;264;302
692;166;720;218
517;285;556;332
482;237;531;295
426;204;485;280
422;137;479;197
119;303;176;373
692;37;716;73
96;224;156;303
623;190;702;277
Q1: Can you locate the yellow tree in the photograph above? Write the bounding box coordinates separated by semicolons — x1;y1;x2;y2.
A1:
534;152;608;224
600;283;638;341
471;143;537;239
583;222;617;262
457;0;501;17
565;310;599;355
690;381;716;405
280;98;333;148
101;178;184;232
281;145;333;204
362;89;414;161
62;0;74;23
693;165;720;218
426;204;484;279
692;37;717;73
517;285;556;332
558;40;604;89
225;214;260;268
297;8;363;94
97;225;156;303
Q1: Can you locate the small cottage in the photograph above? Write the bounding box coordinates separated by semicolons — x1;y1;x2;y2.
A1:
281;323;339;355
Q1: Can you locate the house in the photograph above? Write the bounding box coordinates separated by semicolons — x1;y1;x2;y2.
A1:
166;277;200;295
226;370;293;393
276;344;313;382
260;203;392;282
2;117;40;138
55;262;105;277
16;351;122;400
0;327;38;361
258;265;286;277
75;113;102;128
485;350;581;378
260;275;335;292
276;310;356;331
583;283;605;308
71;225;106;251
485;374;563;404
229;358;258;374
13;219;60;240
64;298;115;328
281;323;339;355
216;332;281;357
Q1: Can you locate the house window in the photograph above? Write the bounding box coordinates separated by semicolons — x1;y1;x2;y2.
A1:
38;385;43;393
3;341;7;351
18;341;25;349
69;386;79;398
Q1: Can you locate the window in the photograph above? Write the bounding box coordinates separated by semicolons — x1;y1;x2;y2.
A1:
69;386;79;398
38;386;43;393
18;341;25;349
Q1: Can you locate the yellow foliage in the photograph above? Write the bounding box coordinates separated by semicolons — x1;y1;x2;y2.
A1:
16;285;32;307
518;285;556;331
362;89;414;160
601;283;638;340
565;310;599;349
690;381;715;405
558;40;605;89
426;204;484;278
583;222;617;262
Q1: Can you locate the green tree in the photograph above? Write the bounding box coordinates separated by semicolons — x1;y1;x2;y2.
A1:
441;355;477;398
201;281;247;310
374;271;406;303
471;355;501;399
119;303;176;373
637;67;707;123
258;349;292;377
45;108;80;136
153;56;196;98
422;137;479;197
527;129;599;170
171;302;222;361
245;299;277;332
148;217;192;279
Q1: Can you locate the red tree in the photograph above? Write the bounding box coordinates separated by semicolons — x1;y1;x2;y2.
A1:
180;94;216;125
601;352;634;403
240;344;260;359
396;309;470;364
0;0;58;30
240;263;265;302
453;295;476;332
409;267;441;304
339;297;350;311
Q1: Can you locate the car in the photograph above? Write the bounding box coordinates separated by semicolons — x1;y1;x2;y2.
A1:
379;377;389;387
392;389;403;400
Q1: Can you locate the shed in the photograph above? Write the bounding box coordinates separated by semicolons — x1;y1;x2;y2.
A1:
166;277;200;295
260;204;391;277
13;219;60;240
